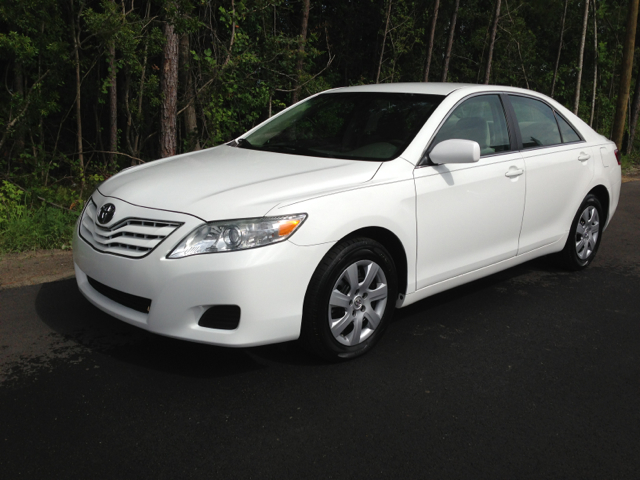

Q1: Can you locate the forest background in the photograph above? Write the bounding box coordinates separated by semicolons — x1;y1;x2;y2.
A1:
1;0;639;252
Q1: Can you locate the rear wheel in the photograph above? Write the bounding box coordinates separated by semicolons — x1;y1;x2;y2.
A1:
559;193;603;270
300;237;398;361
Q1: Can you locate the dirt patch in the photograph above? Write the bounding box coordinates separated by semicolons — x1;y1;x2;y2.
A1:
0;249;75;290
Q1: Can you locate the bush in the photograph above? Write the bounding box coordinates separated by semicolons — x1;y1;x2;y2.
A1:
0;181;78;253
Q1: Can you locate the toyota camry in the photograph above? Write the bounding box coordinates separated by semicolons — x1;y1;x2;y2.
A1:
73;83;622;360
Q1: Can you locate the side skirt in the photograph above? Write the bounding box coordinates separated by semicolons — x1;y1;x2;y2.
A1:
400;240;563;308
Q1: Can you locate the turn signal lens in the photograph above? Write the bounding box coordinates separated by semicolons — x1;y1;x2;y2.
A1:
278;219;301;237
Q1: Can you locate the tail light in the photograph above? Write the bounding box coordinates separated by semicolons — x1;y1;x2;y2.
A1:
614;148;621;165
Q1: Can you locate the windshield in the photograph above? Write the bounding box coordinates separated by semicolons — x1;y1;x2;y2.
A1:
239;92;444;161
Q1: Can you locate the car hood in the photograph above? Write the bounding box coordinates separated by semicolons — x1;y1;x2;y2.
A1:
98;145;382;220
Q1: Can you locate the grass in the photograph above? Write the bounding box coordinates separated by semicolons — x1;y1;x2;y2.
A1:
0;205;78;253
0;181;80;253
620;151;640;177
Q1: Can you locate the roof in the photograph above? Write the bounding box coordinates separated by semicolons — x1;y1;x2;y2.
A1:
325;82;558;100
328;82;480;96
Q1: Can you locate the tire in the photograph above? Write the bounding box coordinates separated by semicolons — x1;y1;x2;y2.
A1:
559;193;604;271
299;237;398;361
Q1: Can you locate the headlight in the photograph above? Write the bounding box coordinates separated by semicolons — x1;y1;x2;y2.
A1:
167;214;307;258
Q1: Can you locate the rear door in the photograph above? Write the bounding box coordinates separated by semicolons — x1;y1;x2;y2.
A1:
506;95;595;255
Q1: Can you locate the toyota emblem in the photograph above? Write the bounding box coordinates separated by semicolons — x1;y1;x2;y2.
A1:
97;203;116;224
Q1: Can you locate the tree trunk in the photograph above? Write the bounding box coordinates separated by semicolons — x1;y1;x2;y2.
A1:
612;0;639;149
14;63;25;157
608;7;622;102
423;0;440;82
589;0;598;127
94;104;105;163
223;0;236;68
573;0;590;115
376;0;393;84
133;37;149;161
483;0;502;84
441;0;459;83
108;39;117;169
179;34;200;151
628;68;640;154
292;0;310;104
476;19;491;83
159;21;179;158
551;0;569;98
70;0;85;196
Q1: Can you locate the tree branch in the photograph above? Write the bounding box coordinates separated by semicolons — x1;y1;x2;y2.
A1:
83;150;146;164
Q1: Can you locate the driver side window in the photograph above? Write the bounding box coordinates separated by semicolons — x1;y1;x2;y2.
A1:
431;95;512;156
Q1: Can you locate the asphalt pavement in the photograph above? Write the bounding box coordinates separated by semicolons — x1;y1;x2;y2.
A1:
1;182;639;479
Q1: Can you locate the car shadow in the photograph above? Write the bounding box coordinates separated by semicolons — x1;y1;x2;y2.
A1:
393;254;567;322
34;255;567;375
34;279;282;378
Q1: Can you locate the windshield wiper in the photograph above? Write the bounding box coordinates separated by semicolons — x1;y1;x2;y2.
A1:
236;139;333;158
253;143;307;155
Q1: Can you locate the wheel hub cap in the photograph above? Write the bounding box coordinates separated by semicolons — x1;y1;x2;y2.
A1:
575;205;600;261
327;259;389;347
353;296;363;309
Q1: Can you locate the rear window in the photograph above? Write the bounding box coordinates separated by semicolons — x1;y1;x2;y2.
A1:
555;114;582;143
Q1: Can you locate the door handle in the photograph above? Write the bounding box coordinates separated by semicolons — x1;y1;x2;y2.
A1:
505;167;524;178
578;152;591;161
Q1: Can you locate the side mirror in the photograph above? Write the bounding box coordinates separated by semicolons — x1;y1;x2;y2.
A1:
429;139;481;165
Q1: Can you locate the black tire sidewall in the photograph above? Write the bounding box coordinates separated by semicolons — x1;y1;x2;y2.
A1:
302;238;398;360
563;194;604;270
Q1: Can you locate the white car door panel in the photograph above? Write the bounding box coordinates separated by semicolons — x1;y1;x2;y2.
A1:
517;145;594;255
414;152;525;290
506;93;596;255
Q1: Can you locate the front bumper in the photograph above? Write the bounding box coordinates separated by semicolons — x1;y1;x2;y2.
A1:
73;195;333;347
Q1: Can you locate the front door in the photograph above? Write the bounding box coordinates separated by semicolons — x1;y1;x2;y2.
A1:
414;94;526;290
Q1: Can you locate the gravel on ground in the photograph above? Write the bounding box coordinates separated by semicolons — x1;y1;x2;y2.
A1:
0;250;74;290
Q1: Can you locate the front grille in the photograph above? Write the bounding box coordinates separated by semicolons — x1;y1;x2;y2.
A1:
79;199;182;258
87;276;152;314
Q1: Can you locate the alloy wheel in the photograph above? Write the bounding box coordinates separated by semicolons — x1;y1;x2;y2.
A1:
575;205;600;260
327;259;388;346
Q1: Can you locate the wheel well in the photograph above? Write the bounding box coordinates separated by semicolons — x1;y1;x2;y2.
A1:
589;185;610;225
343;227;408;297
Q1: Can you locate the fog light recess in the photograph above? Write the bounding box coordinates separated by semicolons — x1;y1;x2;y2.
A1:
198;305;241;330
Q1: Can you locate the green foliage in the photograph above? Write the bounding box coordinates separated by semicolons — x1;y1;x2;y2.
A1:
0;205;78;253
0;181;26;225
376;0;424;83
0;31;38;62
0;181;78;252
0;0;638;253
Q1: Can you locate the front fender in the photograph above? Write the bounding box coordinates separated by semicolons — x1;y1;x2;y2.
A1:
274;159;418;294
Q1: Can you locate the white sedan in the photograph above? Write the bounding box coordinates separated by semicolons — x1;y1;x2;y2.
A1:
73;83;622;360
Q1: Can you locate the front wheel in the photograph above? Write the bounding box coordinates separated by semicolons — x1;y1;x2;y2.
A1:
300;237;398;361
559;193;604;270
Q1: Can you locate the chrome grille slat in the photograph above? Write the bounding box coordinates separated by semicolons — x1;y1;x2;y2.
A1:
79;199;182;258
100;237;159;249
96;224;178;237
